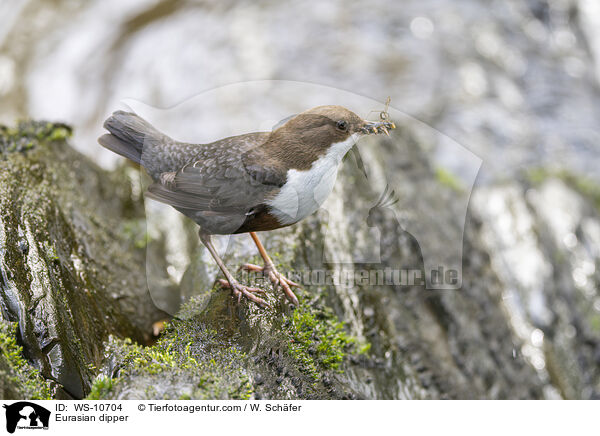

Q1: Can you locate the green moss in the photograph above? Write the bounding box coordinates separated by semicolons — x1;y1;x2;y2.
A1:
242;261;358;383
527;168;600;212
231;258;356;383
358;341;372;355
46;126;72;142
42;240;59;261
435;167;464;193
285;296;354;380
87;323;254;400
120;218;150;249
0;322;52;399
123;330;199;375
86;376;115;400
0;121;72;154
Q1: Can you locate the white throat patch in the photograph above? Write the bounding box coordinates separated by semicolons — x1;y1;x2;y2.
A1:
266;134;358;225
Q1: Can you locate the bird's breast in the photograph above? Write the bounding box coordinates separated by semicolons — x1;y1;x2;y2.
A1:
266;153;342;225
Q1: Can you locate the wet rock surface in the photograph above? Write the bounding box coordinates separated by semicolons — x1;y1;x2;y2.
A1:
473;175;600;399
0;122;166;399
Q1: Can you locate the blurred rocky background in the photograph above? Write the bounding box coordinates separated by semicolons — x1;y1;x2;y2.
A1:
1;0;599;399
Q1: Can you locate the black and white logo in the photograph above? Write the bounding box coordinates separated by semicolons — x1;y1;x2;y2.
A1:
2;402;50;433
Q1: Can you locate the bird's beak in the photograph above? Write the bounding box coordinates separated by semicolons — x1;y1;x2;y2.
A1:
359;120;396;136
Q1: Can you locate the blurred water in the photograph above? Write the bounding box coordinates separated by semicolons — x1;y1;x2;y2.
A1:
1;0;599;181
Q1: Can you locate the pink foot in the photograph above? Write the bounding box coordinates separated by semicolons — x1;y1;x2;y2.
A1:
242;263;300;306
217;279;268;308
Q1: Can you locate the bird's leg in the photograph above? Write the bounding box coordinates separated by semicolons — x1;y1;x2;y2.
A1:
199;231;267;308
242;232;300;306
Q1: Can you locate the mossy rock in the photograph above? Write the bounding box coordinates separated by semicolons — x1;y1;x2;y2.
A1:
0;321;51;399
0;121;166;399
87;284;361;400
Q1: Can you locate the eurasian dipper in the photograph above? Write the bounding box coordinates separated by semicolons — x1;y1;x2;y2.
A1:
99;105;395;307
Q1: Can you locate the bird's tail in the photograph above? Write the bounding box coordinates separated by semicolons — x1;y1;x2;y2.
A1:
98;111;163;165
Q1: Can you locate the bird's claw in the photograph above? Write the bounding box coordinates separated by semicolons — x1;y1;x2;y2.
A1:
265;265;300;306
217;279;268;308
241;263;300;306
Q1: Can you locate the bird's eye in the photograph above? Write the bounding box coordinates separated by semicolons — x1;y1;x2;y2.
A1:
336;120;348;131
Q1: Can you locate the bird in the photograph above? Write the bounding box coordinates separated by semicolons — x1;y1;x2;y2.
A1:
99;105;395;308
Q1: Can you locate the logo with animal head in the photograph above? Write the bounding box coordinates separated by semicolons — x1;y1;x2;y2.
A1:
2;402;50;433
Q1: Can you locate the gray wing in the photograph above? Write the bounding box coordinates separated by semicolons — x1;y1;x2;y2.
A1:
145;145;287;233
144;130;291;233
146;157;282;213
